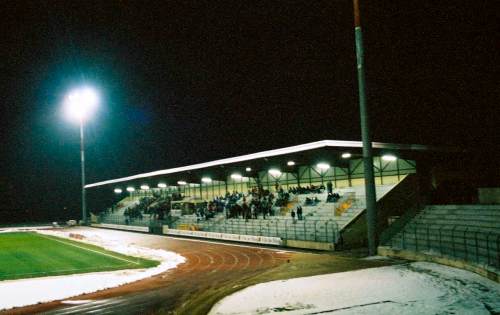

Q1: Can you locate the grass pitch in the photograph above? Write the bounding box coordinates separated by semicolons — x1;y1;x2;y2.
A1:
0;232;159;281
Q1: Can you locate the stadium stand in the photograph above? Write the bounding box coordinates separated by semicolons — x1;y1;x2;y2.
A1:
381;205;500;270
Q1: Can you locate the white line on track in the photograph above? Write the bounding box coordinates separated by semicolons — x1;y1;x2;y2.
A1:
36;233;140;265
5;263;131;278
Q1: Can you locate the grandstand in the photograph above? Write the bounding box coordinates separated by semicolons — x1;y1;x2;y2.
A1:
86;140;437;248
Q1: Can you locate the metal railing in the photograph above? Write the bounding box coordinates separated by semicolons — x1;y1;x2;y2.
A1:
170;217;339;243
389;222;499;269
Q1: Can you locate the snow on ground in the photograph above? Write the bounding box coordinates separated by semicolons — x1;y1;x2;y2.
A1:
0;228;185;311
210;262;500;315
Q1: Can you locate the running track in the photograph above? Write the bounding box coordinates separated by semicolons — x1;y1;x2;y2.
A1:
4;227;292;315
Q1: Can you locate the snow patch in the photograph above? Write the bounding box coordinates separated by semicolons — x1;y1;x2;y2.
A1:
210;262;500;315
0;229;185;311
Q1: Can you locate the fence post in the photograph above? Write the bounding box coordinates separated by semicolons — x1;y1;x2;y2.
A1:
474;230;479;263
402;228;406;249
463;227;468;262
325;221;330;243
259;220;263;236
303;219;307;241
314;220;318;242
426;225;430;251
451;226;456;258
275;220;278;238
496;234;500;268
414;223;418;252
285;220;288;241
486;232;491;266
438;227;443;257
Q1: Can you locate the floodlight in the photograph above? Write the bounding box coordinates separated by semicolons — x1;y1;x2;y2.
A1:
316;163;330;171
140;185;150;190
126;186;135;192
63;86;99;122
245;167;252;172
268;169;282;178
201;177;212;183
114;188;122;194
157;183;167;188
230;173;242;180
177;180;187;185
341;153;352;159
287;161;295;166
382;154;397;162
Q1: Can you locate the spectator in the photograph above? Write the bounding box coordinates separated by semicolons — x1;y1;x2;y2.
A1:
297;205;303;220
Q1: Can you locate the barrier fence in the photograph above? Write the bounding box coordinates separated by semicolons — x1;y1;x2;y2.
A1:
98;214;339;244
389;223;500;269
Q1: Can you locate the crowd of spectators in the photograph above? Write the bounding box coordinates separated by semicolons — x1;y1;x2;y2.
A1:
288;184;325;194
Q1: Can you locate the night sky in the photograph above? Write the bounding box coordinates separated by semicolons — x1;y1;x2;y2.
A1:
0;1;498;220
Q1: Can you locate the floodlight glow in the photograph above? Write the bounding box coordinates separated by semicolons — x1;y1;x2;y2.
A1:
140;185;150;190
287;161;295;166
341;152;352;159
157;183;167;188
114;188;122;194
63;86;99;122
245;167;252;172
382;154;397;162
201;177;212;183
268;169;282;178
230;173;242;180
126;186;135;192
177;180;187;185
316;163;330;171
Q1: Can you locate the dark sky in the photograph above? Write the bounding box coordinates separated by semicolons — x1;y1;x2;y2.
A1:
0;1;498;219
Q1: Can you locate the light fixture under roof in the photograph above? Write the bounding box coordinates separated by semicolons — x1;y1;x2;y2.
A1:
126;187;135;192
230;173;242;180
268;169;282;178
382;154;397;162
316;162;330;171
114;188;122;194
341;152;352;159
287;161;295;166
245;167;252;172
140;185;150;190
177;180;187;185
157;183;167;188
201;177;212;183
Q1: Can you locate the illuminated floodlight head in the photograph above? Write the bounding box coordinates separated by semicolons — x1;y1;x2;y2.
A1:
157;183;167;188
140;185;150;190
268;168;282;178
341;152;352;159
230;173;242;180
114;188;122;194
382;154;397;162
126;186;135;192
287;161;295;166
316;162;330;171
63;86;99;123
245;167;252;172
201;177;212;183
177;180;187;185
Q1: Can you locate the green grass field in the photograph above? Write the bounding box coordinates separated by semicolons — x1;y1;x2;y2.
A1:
0;232;159;281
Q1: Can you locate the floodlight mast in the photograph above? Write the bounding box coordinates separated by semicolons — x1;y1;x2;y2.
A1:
79;117;87;225
64;87;99;225
353;0;378;256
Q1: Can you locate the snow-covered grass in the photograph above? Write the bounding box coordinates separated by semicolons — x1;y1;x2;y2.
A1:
210;262;500;315
0;228;185;311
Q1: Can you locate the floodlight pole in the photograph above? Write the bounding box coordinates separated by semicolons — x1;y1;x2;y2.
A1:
79;118;87;225
353;0;377;255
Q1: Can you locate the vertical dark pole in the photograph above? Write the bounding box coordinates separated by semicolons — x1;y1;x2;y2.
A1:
80;119;87;225
353;0;377;255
